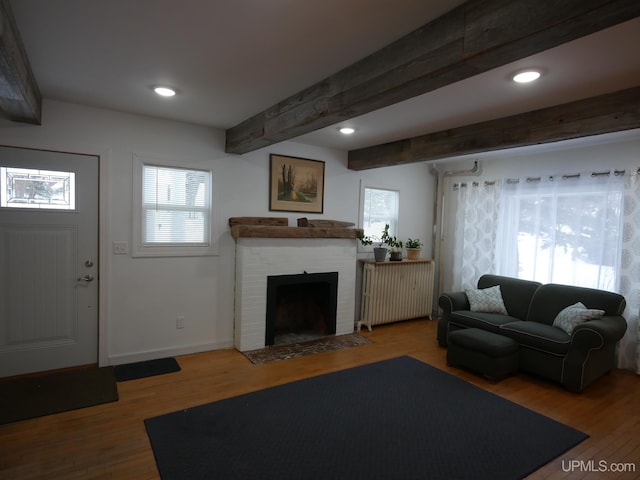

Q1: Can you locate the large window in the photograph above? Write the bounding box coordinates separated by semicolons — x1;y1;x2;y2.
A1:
497;174;624;291
133;155;219;257
359;185;399;248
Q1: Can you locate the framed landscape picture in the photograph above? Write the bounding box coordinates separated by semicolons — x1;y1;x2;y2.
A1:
269;154;325;213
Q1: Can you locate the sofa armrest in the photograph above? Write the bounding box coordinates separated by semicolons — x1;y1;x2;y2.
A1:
571;315;627;347
438;291;470;316
562;315;627;391
437;291;469;347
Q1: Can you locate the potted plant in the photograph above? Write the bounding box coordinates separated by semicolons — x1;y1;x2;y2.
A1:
357;229;386;262
381;224;403;261
405;238;423;260
357;224;401;262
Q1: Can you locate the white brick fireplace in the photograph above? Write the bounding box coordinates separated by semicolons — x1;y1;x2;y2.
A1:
231;223;359;352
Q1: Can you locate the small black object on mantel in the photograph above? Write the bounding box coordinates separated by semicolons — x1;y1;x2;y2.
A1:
297;217;309;227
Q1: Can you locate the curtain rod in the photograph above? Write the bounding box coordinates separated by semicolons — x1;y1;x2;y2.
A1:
452;180;496;188
454;167;639;188
509;168;634;184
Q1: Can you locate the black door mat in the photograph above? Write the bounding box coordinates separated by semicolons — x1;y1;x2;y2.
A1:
0;366;119;424
114;357;181;382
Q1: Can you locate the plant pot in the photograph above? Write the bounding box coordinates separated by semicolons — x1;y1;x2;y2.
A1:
373;247;388;262
406;248;421;260
389;250;403;261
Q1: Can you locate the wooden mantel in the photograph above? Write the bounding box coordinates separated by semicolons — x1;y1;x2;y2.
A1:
231;225;362;239
229;217;362;239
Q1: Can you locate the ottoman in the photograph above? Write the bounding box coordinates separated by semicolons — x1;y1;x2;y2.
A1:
447;328;519;381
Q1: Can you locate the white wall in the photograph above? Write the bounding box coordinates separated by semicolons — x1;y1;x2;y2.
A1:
436;132;640;293
0;99;434;365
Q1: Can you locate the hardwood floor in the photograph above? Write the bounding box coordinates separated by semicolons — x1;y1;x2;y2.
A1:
1;319;638;479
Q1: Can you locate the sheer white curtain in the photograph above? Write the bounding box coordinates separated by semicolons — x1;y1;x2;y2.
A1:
450;168;639;373
496;172;624;291
451;180;501;291
618;171;640;373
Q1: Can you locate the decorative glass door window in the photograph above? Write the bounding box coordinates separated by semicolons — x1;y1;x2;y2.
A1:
0;166;76;210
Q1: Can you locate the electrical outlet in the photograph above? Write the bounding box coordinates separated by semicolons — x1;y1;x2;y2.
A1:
176;316;185;329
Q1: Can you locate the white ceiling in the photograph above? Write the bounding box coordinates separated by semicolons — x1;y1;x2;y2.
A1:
9;0;640;152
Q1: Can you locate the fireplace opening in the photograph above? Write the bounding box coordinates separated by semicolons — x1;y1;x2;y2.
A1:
265;272;338;346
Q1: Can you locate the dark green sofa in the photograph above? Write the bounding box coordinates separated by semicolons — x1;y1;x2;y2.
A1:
438;274;628;392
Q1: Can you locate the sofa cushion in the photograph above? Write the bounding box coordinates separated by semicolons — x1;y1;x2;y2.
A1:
465;285;508;314
528;283;626;325
499;321;571;355
478;275;542;321
552;302;605;335
449;311;521;333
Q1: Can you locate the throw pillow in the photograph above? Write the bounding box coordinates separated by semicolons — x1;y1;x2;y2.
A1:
552;302;605;335
465;285;508;315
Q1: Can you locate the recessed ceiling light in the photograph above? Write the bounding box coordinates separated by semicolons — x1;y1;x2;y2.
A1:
339;127;355;135
154;86;177;97
512;70;542;83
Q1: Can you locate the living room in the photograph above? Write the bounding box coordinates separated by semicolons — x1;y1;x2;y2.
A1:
0;1;639;478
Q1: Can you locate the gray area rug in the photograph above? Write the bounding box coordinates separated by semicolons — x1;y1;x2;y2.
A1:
145;356;588;480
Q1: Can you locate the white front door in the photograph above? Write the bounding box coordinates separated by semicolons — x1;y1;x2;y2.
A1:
0;146;99;378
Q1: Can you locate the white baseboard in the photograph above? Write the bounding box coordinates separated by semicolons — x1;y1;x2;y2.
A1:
107;339;234;366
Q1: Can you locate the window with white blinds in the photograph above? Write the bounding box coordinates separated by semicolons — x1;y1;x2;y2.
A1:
133;155;219;257
358;184;400;251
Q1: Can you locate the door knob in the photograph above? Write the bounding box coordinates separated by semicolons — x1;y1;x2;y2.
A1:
77;274;94;282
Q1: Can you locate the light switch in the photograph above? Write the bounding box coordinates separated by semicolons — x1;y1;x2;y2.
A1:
113;241;129;255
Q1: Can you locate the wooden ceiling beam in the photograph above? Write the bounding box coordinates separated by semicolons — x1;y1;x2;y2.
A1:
0;0;41;124
225;0;640;154
347;87;640;170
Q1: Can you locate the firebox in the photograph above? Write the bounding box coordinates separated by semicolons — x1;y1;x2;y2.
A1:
265;272;338;346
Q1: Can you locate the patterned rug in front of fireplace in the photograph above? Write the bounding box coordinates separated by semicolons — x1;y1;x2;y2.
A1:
241;333;371;364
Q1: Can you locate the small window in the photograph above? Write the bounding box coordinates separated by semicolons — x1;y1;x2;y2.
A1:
0;166;75;210
133;155;219;257
359;185;399;249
